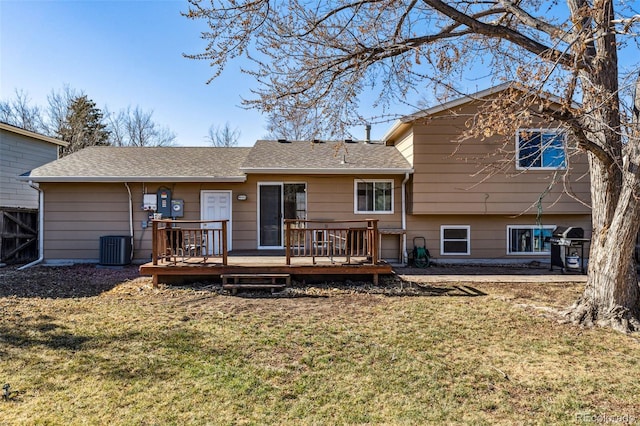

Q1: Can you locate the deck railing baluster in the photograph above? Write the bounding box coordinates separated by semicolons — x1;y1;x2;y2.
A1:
150;219;229;266
282;219;379;265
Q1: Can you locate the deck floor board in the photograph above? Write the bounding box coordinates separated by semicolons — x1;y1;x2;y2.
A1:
139;254;391;287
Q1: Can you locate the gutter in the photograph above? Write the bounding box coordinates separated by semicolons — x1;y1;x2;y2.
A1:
241;168;413;175
18;182;44;270
401;172;410;265
16;176;248;183
124;183;135;262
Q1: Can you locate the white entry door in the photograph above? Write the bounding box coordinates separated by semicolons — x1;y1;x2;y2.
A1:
200;190;232;253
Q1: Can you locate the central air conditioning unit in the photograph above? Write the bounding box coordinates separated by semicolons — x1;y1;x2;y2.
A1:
99;235;132;266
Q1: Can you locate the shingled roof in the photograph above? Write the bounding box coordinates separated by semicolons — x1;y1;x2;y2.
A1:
242;140;412;174
20;146;251;182
19;140;413;182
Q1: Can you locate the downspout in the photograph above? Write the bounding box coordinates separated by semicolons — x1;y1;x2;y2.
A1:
124;182;135;262
18;182;44;270
401;172;410;265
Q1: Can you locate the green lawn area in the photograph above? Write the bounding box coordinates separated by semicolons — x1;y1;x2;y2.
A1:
1;267;639;425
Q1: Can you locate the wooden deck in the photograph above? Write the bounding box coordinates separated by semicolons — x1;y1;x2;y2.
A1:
143;219;391;289
139;253;393;287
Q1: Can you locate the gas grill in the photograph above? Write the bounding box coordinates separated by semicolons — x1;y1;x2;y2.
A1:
547;226;589;273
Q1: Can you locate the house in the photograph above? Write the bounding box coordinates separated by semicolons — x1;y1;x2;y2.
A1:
19;141;412;266
17;84;591;272
0;122;67;263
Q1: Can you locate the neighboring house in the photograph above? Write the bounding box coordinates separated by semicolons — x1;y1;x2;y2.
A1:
18;84;591;266
0;122;67;263
0;122;67;209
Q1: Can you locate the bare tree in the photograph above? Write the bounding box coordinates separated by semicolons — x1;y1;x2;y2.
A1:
185;0;640;332
264;106;332;141
107;106;176;147
44;85;82;137
206;122;240;146
0;89;43;132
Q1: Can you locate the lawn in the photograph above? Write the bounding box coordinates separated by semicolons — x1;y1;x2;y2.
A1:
1;265;639;425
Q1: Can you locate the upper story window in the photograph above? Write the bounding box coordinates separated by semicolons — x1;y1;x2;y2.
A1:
354;180;393;214
516;129;566;170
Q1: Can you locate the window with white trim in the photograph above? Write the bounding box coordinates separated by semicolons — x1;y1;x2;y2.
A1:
507;225;554;255
516;129;566;169
440;225;470;255
354;180;393;214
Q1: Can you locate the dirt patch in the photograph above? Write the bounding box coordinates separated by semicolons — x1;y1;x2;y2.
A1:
0;262;582;309
0;264;141;298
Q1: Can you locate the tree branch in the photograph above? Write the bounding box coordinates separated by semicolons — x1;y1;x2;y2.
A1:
422;0;577;67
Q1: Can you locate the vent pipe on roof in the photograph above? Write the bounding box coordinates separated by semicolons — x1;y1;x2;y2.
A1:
365;124;371;143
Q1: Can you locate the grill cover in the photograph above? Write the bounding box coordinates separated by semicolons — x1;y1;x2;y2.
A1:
552;226;584;239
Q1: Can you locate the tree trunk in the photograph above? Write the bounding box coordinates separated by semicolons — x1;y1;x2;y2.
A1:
565;34;640;332
566;141;640;332
566;169;640;332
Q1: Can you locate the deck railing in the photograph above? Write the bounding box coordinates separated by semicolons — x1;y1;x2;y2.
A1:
152;219;228;265
285;219;379;265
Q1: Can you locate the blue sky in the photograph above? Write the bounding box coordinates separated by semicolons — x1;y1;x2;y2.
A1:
3;1;637;147
0;0;288;146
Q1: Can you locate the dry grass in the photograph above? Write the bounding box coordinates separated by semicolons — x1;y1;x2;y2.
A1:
1;265;639;425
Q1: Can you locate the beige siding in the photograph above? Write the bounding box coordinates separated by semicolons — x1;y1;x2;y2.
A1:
0;129;59;209
395;131;414;166
399;102;591;215
248;174;403;227
41;183;130;261
405;213;591;261
40;174;405;262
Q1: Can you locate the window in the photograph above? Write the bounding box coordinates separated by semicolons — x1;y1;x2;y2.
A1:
507;225;554;255
355;180;393;214
517;130;566;169
440;226;470;255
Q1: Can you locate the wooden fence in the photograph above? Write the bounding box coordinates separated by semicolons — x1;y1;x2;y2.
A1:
0;208;38;264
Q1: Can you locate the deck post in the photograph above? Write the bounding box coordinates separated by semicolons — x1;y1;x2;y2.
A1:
222;220;228;265
152;220;158;265
370;219;379;265
285;220;291;265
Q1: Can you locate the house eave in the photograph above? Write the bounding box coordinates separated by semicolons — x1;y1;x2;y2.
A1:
0;122;69;147
241;168;414;175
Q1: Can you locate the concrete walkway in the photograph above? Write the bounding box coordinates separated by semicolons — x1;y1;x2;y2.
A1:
393;266;588;283
396;273;587;283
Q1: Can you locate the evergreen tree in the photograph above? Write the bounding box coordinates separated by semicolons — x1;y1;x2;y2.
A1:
58;95;110;156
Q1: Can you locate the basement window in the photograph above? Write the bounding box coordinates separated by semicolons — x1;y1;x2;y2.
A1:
440;226;470;255
507;225;554;254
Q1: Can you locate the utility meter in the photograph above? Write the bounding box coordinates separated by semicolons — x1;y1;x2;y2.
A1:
143;193;157;211
171;199;184;218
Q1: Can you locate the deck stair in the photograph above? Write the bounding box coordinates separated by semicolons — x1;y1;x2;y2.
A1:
221;273;291;294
